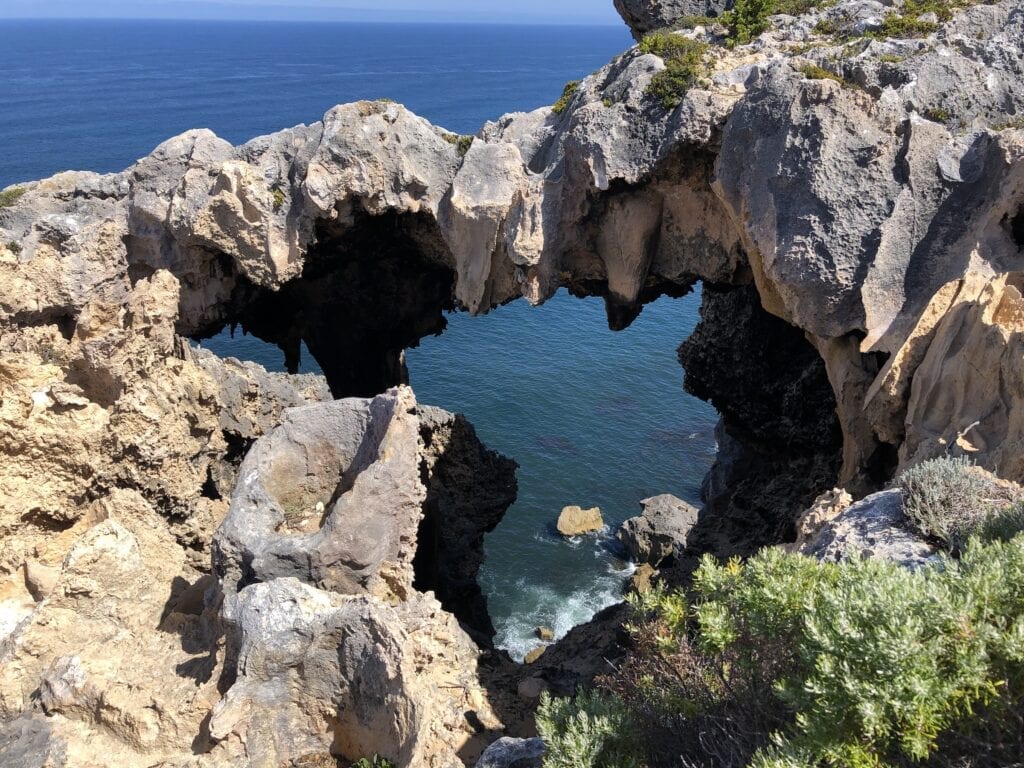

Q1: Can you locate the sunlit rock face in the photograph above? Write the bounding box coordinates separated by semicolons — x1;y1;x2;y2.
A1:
1;0;1024;764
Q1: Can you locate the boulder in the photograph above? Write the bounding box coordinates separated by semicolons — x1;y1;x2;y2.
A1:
801;489;938;569
475;737;545;768
212;386;426;603
617;494;699;566
613;0;733;40
210;578;498;768
627;563;657;594
523;646;547;665
556;505;604;536
535;626;554;641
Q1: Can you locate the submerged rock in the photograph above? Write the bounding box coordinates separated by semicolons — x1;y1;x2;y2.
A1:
556;505;605;536
617;494;699;566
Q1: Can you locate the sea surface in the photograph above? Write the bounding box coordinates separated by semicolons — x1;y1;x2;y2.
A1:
0;19;720;660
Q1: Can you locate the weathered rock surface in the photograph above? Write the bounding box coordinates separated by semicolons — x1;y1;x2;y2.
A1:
213;388;425;603
556;505;605;536
617;494;699;566
474;737;545;768
416;406;518;642
801;489;938;568
614;0;732;40
2;0;1024;763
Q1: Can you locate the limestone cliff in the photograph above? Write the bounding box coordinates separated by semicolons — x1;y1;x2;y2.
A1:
1;0;1023;764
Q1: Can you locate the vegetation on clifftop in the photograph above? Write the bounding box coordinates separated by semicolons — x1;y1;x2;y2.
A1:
540;469;1024;767
0;187;26;208
639;32;710;109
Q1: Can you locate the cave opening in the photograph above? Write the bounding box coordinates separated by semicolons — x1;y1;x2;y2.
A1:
190;218;844;661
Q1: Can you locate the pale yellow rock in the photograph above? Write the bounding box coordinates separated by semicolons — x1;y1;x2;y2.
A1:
556;505;604;536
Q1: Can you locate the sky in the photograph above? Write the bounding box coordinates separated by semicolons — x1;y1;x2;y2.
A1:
0;0;624;25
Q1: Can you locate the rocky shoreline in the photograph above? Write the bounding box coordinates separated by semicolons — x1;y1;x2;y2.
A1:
2;0;1023;764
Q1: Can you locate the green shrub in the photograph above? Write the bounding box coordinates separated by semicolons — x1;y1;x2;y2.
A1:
639;32;709;109
552;80;580;115
6;241;22;255
898;456;1011;551
971;500;1024;544
350;755;394;768
923;106;952;123
871;0;973;39
796;62;844;84
442;132;474;156
0;187;26;208
536;690;642;768
722;0;778;45
611;539;1024;767
677;14;718;27
271;187;286;211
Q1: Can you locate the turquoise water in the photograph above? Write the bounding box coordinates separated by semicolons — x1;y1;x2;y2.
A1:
202;292;719;659
406;292;718;659
2;18;720;659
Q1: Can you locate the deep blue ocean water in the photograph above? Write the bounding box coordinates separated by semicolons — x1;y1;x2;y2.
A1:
1;19;719;659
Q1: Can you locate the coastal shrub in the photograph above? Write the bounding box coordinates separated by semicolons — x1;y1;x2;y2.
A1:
552;80;580;115
639;32;709;109
721;0;778;46
6;241;22;255
597;537;1024;767
923;106;952;123
536;690;642;768
795;62;844;84
971;499;1024;544
871;0;979;39
271;187;285;211
350;755;394;768
0;187;26;208
898;455;1010;551
443;132;474;156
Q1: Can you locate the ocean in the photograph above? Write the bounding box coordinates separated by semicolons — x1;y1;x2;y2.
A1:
0;19;719;660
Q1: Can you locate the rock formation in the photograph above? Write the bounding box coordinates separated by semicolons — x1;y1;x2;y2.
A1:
555;506;605;536
617;494;699;566
2;0;1024;763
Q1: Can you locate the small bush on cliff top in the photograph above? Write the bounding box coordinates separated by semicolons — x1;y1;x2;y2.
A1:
0;187;26;208
588;537;1024;768
536;690;642;768
898;455;1018;552
639;32;709;110
552;80;581;115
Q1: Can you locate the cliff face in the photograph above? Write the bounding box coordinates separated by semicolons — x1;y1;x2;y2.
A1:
1;0;1023;765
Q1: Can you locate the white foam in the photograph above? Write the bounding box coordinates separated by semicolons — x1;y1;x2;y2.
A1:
492;541;634;663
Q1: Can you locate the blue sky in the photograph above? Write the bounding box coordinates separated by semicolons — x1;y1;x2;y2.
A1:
0;0;624;24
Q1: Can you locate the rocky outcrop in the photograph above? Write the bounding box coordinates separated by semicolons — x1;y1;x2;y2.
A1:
2;0;1024;764
213;388;426;604
617;494;699;566
614;0;732;40
474;737;545;768
800;489;938;568
416;407;518;642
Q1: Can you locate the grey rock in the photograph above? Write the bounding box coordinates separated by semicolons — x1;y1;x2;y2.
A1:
617;494;699;566
614;0;733;40
211;578;481;768
802;489;939;568
475;737;545;768
212;386;425;603
0;714;65;768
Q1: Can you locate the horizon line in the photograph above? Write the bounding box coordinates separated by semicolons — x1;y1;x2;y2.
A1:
0;15;624;27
